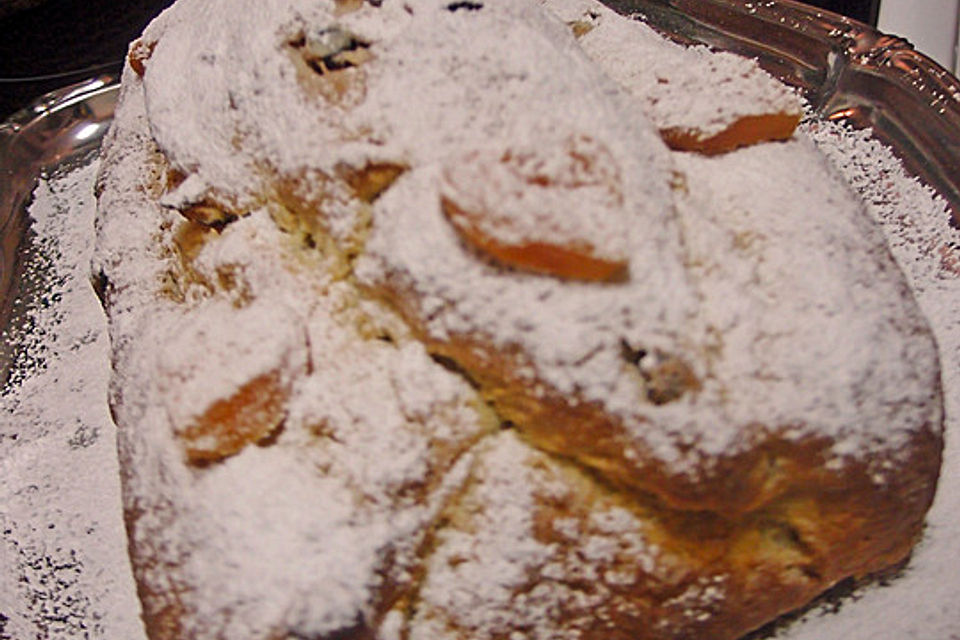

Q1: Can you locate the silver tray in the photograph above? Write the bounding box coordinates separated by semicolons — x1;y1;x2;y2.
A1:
0;74;116;384
1;1;959;638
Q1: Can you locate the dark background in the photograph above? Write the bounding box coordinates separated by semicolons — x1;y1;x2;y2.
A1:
0;0;881;121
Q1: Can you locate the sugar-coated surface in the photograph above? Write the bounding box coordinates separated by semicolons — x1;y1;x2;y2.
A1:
1;1;957;639
129;0;936;485
3;114;955;640
358;133;939;473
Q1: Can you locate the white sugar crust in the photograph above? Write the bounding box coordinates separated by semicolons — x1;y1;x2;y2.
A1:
672;136;942;465
136;0;675;227
91;0;944;638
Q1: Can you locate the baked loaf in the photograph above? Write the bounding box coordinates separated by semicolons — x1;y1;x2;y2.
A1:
92;0;944;639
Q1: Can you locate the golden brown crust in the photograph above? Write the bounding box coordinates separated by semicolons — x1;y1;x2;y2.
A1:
369;271;941;520
408;425;940;640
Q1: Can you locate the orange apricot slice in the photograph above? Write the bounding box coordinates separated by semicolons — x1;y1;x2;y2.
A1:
178;370;290;463
660;112;802;155
439;135;629;281
158;299;308;463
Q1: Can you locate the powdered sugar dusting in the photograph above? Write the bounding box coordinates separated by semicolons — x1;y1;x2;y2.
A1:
409;432;673;640
358;110;937;485
757;121;960;640
409;433;556;639
671;133;939;465
2;1;958;639
408;431;738;639
136;0;675;226
104;1;943;634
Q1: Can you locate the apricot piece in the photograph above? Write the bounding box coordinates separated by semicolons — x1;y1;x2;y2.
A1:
661;112;801;155
440;135;629;281
441;198;626;281
158;300;308;463
127;39;156;77
179;371;289;463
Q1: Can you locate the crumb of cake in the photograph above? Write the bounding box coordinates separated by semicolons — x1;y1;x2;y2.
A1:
336;160;408;203
178;203;239;229
267;167;373;277
160;220;218;302
286;26;371;106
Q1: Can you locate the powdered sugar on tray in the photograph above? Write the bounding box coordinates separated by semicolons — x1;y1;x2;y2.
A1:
0;160;146;640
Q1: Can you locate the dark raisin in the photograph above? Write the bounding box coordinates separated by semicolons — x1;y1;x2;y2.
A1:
446;1;484;12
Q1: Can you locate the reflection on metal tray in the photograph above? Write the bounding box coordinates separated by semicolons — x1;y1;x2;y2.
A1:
0;74;116;385
3;0;960;373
